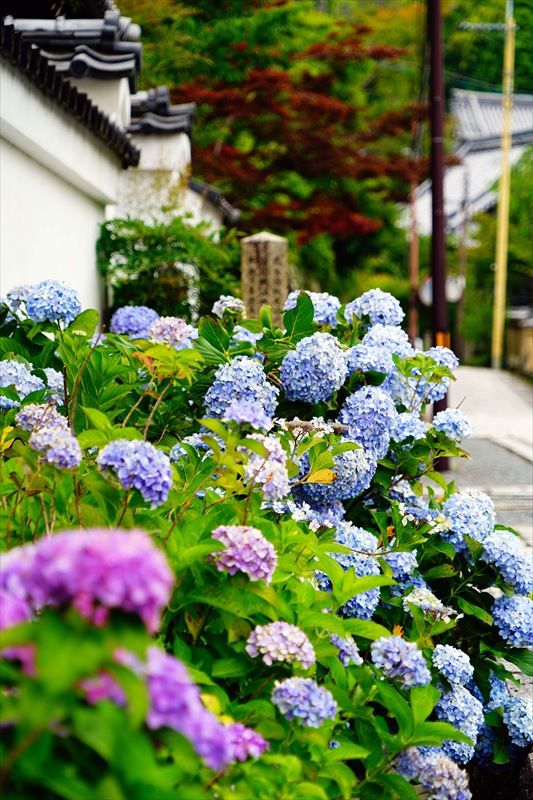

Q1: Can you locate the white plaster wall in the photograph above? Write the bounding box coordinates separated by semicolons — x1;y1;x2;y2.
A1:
67;76;131;128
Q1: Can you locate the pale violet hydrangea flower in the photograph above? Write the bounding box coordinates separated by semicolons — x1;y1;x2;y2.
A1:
403;588;455;623
432;645;474;686
394;747;471;800
210;525;277;583
480;530;533;594
346;343;394;376
299;447;376;503
4;285;31;313
147;316;197;349
338;386;398;459
243;434;290;501
432;409;472;441
284;290;340;328
231;325;263;346
362;324;414;358
272;678;336;727
280;333;347;403
109;306;159;338
223;399;272;430
246;621;315;668
416;346;459;404
330;634;363;666
435;685;484;764
371;635;431;687
97;439;173;508
25;280;82;325
391;412;427;444
226;723;269;761
502;696;533;749
212;295;245;318
492;595;533;648
204;356;278;420
43;368;64;404
344;289;404;327
0;359;45;408
441;490;495;554
271;497;345;531
29;425;81;469
15;403;67;432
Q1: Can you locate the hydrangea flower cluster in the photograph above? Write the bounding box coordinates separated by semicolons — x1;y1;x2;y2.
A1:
432;409;472;441
29;426;81;469
435;686;484;763
4;284;31;313
15;403;67;431
212;295;245;318
223;399;272;430
280;333;347;403
231;325;263;346
390;412;427;444
147;316;196;349
394;747;471;800
346;343;394;376
362;324;414;358
271;678;337;727
243;434;290;501
403;588;455;623
432;645;474;686
0;529;173;632
25;280;82;325
480;530;533;594
0;359;45;408
226;722;269;762
97;439;173;507
415;346;459;404
492;594;533;648
284;290;340;328
246;621;315;668
43;367;64;404
109;305;159;338
441;490;495;553
344;289;405;327
210;525;277;584
0;590;32;630
380;541;418;581
330;634;363;666
204;356;278;420
271;496;345;532
170;433;212;463
502;696;533;748
370;635;431;688
338;386;398;459
300;446;376;504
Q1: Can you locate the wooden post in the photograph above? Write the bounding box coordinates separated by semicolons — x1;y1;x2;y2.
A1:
241;231;289;324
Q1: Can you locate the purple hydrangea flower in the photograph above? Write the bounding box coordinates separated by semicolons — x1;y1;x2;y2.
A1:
346;343;394;376
246;621;315;668
284;290;341;328
394;747;472;800
29;425;82;469
210;525;277;583
226;723;269;761
345;289;404;327
0;359;45;408
338;386;398;459
80;672;127;707
272;677;337;727
97;439;173;507
243;434;290;501
280;333;347;404
212;295;245;318
147;316;197;349
432;409;472;441
370;635;431;688
204;356;278;420
432;645;474;686
442;491;496;554
0;590;32;630
480;530;533;595
391;412;427;444
362;324;414;358
330;634;363;666
435;685;484;764
492;595;533;648
299;446;376;504
223;399;272;430
502;696;533;749
1;529;173;632
15;403;67;432
109;306;159;338
25;280;82;325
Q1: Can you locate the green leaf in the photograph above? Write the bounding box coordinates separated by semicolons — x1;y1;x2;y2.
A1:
410;685;441;726
294;783;329;800
318;762;355;800
67;309;99;337
457;597;493;625
463;534;485;561
379;773;420;800
410;721;472;746
376;682;414;738
343;619;392;639
503;648;533;677
423;564;457;580
327;743;370;760
81;406;113;430
211;658;251;679
283;292;315;340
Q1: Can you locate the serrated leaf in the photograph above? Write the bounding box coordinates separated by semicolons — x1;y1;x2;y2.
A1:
423;564;457;580
283;292;315;340
457;597;493;625
81;407;113;430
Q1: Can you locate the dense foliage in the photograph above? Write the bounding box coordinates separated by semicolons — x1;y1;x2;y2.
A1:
1;282;532;799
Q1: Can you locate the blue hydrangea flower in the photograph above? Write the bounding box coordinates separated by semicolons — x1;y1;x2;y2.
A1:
284;290;341;328
432;409;472;441
380;540;418;581
271;677;337;727
371;635;431;688
345;289;404;327
29;426;82;469
441;491;496;554
415;346;459;404
435;685;484;764
97;439;173;508
0;360;45;408
280;333;347;403
15;403;67;432
43;367;64;405
231;325;263;346
223;399;272;430
391;412;427;444
169;433;212;463
492;595;533;648
212;295;245;318
486;672;510;711
394;747;472;800
25;281;82;325
242;434;290;501
299;447;376;503
330;634;363;666
432;645;474;686
204;356;278;419
362;324;414;358
4;285;31;313
346;343;394;376
109;306;160;338
502;696;533;749
480;530;533;595
271;496;345;531
338;386;398;459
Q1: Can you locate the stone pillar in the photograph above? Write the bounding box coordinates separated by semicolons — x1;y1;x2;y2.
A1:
241;231;289;324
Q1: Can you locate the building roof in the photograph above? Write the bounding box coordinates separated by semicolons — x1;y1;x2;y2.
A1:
451;88;533;144
129;87;196;135
189;178;241;226
0;20;140;167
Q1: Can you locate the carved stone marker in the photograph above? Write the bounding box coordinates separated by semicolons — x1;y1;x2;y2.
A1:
241;231;289;324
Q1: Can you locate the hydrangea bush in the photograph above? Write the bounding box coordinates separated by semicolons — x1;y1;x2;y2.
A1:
1;286;531;800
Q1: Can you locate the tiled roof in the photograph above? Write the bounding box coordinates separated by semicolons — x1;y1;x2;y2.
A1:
0;20;140;167
451;88;533;142
129;87;196;135
189;177;241;226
